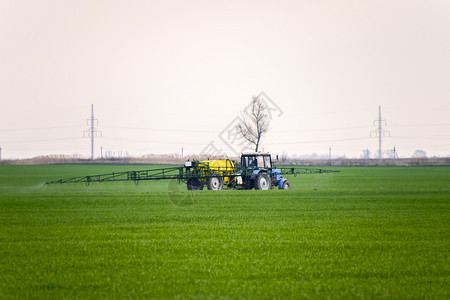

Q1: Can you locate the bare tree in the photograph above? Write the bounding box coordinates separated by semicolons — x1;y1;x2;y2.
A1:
361;148;371;159
238;96;269;152
412;149;427;158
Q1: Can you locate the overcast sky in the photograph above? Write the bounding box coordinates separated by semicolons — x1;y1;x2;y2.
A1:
1;0;449;159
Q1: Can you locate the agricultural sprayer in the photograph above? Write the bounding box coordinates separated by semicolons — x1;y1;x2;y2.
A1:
45;152;339;190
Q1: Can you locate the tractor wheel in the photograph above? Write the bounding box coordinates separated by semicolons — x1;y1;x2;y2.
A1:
207;174;223;190
187;178;203;190
255;173;271;190
280;180;291;190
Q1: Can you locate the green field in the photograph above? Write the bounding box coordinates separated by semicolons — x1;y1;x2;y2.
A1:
0;165;449;299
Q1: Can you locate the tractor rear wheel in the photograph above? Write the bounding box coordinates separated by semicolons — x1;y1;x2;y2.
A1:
255;173;271;190
207;174;223;190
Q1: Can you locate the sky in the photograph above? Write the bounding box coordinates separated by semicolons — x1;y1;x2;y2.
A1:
1;0;449;159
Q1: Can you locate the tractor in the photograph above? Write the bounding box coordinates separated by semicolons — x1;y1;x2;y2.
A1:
185;152;290;190
184;152;289;191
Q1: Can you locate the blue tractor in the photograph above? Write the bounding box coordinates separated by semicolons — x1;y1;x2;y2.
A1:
236;152;290;190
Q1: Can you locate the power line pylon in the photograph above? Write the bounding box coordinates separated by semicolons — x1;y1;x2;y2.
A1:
84;104;101;160
371;106;390;163
393;146;399;159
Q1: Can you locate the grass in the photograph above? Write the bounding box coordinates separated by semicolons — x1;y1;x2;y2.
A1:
0;165;449;299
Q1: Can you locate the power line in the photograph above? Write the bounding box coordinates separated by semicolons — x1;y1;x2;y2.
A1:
1;123;445;134
101;136;374;146
102;137;209;145
2;137;84;144
0;125;84;131
101;125;217;133
389;123;450;127
394;135;450;139
272;125;372;133
264;137;371;145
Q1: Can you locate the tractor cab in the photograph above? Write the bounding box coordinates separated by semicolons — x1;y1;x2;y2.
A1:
241;153;275;169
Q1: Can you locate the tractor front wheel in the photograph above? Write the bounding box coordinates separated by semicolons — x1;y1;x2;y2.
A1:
187;178;203;190
280;180;291;190
207;174;224;190
255;173;271;190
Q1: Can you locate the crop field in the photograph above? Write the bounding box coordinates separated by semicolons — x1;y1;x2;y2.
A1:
0;164;449;299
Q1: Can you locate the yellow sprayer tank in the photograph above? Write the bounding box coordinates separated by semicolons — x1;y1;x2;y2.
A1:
199;159;235;185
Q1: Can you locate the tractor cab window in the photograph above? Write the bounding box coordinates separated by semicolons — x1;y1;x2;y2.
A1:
264;155;272;168
242;155;272;168
257;157;264;168
242;156;256;167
